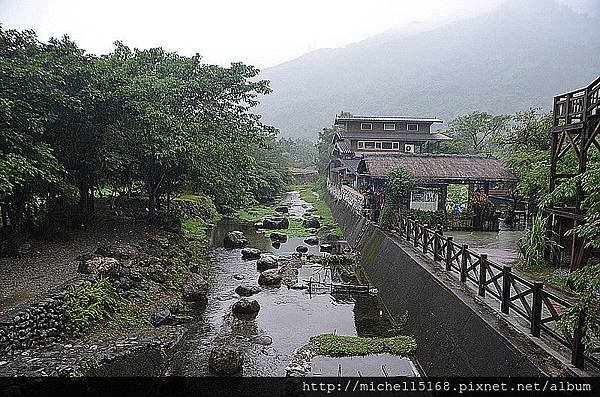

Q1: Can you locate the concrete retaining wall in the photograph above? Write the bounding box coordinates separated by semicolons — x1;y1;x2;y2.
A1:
328;195;570;376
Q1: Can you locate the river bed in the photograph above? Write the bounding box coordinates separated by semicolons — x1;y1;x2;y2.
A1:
168;191;418;376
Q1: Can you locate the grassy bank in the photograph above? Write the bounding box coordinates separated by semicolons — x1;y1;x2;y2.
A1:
310;333;416;357
234;181;342;238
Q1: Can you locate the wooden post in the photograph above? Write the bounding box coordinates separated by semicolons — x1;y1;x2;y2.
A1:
406;218;412;241
445;236;453;271
530;282;544;337
422;225;428;254
460;244;469;282
414;223;420;247
571;309;586;369
478;254;488;297
433;228;442;262
501;266;512;314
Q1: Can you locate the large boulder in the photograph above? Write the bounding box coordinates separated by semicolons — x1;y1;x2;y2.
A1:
223;231;248;248
258;269;282;286
235;285;261;297
208;345;244;375
182;273;209;302
241;248;261;259
304;236;319;245
296;246;309;254
302;218;321;229
94;244;139;260
262;217;289;230
232;298;261;317
256;255;278;271
151;303;172;326
269;232;288;242
78;256;128;279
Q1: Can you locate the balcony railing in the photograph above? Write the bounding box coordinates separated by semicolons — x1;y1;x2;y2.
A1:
553;75;600;127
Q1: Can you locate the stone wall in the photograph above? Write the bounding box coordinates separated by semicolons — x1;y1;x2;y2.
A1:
326;182;364;215
0;291;67;354
328;194;575;377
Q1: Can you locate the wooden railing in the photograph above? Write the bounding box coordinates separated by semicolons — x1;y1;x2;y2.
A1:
553;75;600;127
397;213;599;370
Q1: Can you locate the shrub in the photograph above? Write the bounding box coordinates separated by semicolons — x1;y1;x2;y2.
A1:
518;213;559;271
62;278;124;335
408;209;447;227
150;208;183;229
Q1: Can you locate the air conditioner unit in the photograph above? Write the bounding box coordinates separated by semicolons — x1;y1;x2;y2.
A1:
404;144;415;153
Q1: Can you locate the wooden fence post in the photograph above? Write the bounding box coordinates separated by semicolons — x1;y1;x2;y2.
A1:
406;218;412;241
478;254;488;297
530;282;544;337
433;228;442;262
501;266;512;314
460;244;469;282
414;223;420;247
422;225;428;254
445;236;453;271
571;309;587;369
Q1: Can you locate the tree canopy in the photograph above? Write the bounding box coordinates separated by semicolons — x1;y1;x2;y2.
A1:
0;27;289;239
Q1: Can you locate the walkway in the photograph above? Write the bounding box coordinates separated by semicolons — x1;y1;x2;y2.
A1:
0;216;154;315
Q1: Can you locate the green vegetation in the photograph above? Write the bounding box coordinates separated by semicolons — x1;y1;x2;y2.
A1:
313;255;357;283
234;181;342;237
556;263;600;355
380;166;414;229
407;210;447;228
62;278;128;335
236;205;279;222
517;213;560;271
0;27;290;242
441;111;510;155
310;334;416;357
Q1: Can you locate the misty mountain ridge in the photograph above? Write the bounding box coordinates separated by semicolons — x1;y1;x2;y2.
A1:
256;0;600;139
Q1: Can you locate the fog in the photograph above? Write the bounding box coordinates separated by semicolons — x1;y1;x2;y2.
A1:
0;0;596;68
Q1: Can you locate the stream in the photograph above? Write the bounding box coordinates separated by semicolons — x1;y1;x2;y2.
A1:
168;191;419;377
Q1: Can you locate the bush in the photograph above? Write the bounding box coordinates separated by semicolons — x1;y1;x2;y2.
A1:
150;208;183;229
518;213;559;271
62;278;124;335
408;209;447;227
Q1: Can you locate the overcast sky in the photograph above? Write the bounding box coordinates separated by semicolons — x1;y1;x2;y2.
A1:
0;0;597;68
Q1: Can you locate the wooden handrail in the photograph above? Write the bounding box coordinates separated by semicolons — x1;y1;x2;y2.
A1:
394;213;598;369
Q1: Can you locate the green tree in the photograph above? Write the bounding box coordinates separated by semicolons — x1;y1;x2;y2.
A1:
380;166;414;228
316;125;339;172
0;28;72;238
442;111;510;155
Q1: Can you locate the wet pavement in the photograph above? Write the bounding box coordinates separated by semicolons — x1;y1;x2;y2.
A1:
168;191;417;376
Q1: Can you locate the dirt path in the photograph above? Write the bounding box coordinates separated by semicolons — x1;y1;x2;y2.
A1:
0;217;155;315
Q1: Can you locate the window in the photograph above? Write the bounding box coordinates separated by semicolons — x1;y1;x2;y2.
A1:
383;123;396;131
364;141;376;149
407;123;419;131
375;142;382;149
357;141;364;149
382;142;393;150
392;142;400;149
361;123;373;130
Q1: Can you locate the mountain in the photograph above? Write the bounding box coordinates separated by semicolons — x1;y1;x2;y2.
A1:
255;0;600;139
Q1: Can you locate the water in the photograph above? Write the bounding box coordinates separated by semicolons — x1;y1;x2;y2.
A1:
446;230;523;265
169;191;416;376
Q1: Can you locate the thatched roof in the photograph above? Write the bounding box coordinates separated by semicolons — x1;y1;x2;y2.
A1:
361;153;517;183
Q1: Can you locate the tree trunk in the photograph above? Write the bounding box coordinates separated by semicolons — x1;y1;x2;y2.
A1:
1;203;8;240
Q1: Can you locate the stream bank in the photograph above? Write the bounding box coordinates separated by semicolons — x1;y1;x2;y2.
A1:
168;186;419;377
